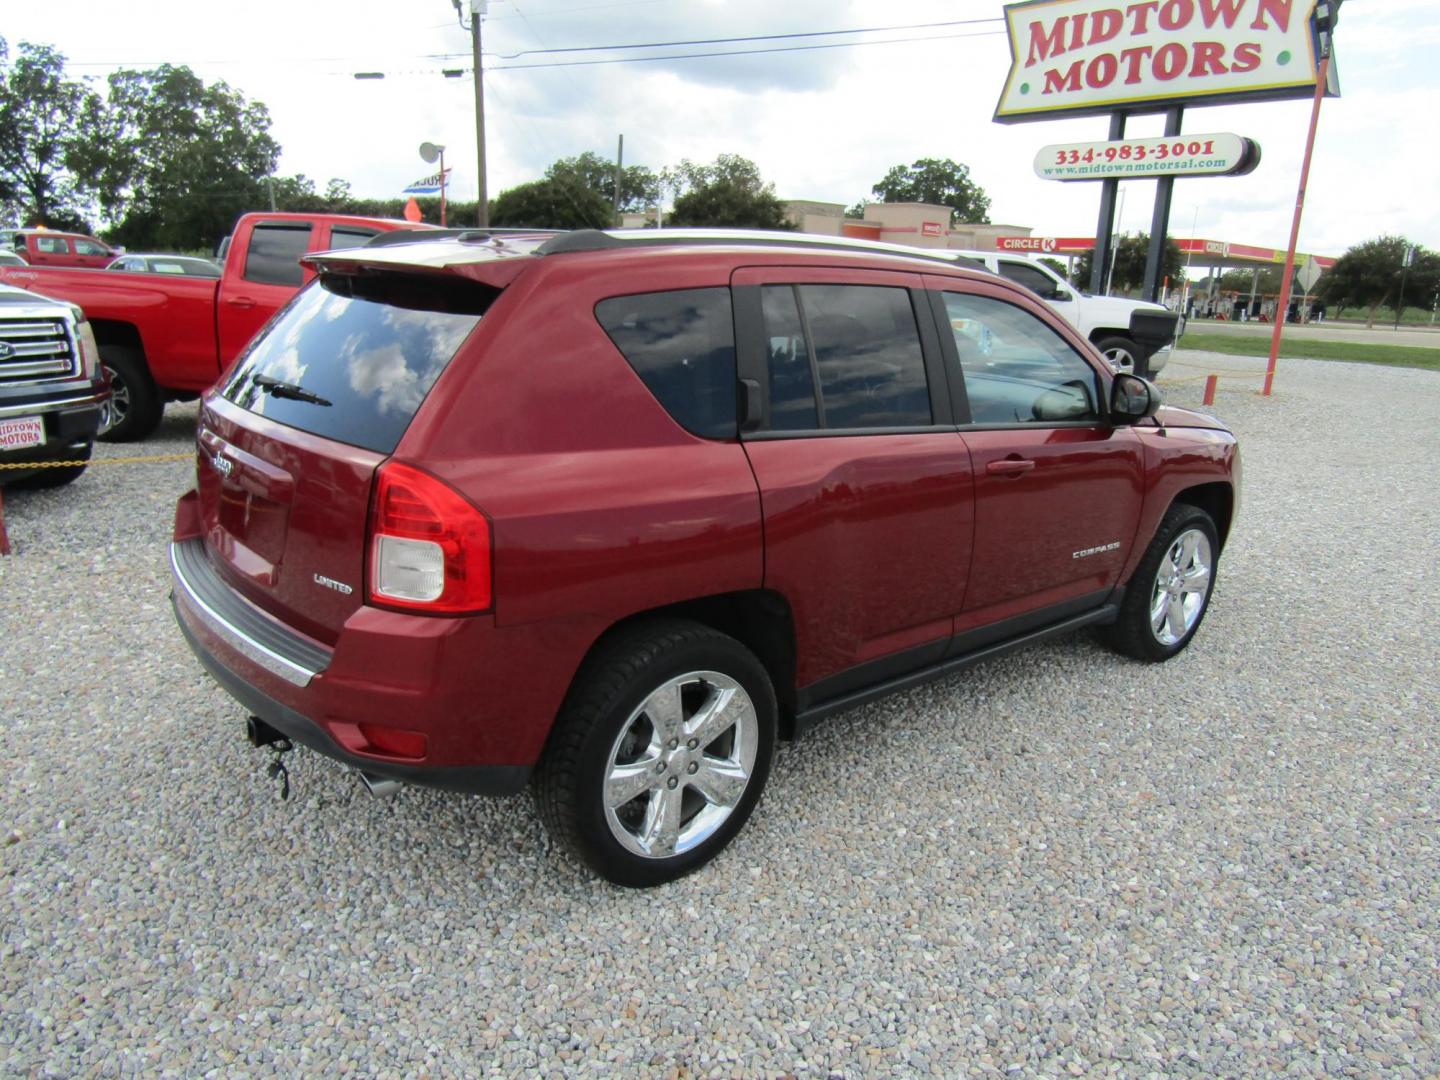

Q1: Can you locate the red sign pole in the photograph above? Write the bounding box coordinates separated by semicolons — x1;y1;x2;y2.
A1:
1263;53;1331;397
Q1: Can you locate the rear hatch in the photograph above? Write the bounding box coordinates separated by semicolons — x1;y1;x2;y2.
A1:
196;261;501;643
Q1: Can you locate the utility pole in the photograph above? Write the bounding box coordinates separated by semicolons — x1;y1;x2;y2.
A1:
471;1;488;226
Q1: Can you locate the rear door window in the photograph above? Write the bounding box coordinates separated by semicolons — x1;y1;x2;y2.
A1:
328;226;382;250
74;239;109;256
220;274;494;453
595;287;736;440
996;260;1060;299
243;223;312;286
756;284;931;431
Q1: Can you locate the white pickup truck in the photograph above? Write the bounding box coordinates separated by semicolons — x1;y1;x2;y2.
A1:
947;249;1179;374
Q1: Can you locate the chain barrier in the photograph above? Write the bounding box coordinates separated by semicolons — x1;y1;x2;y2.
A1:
0;452;192;556
0;453;192;471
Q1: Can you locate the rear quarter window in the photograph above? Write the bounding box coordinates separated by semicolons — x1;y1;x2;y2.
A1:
595;287;737;440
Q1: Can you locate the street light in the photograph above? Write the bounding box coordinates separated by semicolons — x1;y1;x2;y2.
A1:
420;142;448;227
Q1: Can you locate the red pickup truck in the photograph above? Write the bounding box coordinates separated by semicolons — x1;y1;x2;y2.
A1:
0;212;423;440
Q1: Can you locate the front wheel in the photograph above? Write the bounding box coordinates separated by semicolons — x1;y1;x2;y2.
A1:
536;620;777;887
1102;504;1219;661
1093;335;1140;375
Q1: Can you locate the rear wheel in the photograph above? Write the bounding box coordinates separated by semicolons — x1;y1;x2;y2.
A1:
536;620;777;887
1103;503;1219;661
98;346;162;443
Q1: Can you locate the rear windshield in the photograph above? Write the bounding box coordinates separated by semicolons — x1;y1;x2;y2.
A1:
220;273;491;454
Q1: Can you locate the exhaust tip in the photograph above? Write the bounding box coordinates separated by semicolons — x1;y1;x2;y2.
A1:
358;771;404;800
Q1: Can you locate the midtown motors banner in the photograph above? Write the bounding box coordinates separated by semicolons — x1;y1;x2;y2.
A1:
995;0;1326;122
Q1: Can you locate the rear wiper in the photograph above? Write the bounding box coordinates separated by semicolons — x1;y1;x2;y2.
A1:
252;373;332;407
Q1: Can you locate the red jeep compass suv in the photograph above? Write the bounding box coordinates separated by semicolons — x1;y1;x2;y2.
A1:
170;229;1239;886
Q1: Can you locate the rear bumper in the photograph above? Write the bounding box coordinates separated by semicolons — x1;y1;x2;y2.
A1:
174;606;529;795
169;536;533;796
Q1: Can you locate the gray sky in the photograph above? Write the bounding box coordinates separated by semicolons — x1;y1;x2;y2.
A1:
8;0;1436;257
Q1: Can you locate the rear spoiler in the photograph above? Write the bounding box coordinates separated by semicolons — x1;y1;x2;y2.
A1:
364;227;565;248
304;239;541;290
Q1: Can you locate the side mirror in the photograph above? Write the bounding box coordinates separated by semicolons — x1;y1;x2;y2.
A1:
1110;373;1162;424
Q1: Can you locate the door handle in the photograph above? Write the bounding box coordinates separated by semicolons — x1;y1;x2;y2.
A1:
226;296;257;309
986;457;1036;476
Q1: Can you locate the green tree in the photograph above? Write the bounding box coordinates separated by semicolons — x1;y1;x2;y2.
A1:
73;64;279;250
664;154;793;230
1073;233;1185;294
1037;256;1068;279
489;176;613;230
545;151;659;215
870;158;991;225
1320;236;1439;327
0;38;94;229
1218;267;1282;294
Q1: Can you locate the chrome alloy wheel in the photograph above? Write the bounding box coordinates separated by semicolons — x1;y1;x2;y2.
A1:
603;670;759;860
99;362;129;437
1103;343;1136;373
1150;527;1213;646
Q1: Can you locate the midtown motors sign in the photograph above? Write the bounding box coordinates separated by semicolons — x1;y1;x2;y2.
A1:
995;0;1326;122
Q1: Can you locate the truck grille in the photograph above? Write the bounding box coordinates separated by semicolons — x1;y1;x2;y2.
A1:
0;318;79;384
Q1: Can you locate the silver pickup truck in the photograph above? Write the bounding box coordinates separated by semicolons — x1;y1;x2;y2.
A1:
0;284;111;488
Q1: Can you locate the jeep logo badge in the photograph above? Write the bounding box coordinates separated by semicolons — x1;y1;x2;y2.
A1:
209;452;234;479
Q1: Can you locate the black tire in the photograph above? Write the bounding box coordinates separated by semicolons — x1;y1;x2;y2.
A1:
98;346;163;443
1093;335;1140;374
1102;503;1220;662
8;441;92;489
535;619;777;887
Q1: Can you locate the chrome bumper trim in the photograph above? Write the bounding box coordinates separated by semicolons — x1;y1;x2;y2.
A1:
0;388;109;419
169;540;330;688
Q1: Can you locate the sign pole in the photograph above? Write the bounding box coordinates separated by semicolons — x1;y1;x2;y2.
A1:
1089;112;1126;296
1142;106;1184;305
439;148;448;228
1262;52;1331;396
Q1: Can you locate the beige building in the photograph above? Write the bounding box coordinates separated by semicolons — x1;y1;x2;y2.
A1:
621;200;1030;254
782;200;1030;252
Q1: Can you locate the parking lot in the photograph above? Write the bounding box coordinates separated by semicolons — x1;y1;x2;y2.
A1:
2;353;1437;1077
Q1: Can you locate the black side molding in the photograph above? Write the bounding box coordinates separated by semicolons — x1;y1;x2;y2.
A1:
792;604;1118;736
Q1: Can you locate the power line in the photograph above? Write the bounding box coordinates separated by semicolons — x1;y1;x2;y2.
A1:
484;17;1003;59
63;16;1004;71
355;28;1006;78
488;28;1006;71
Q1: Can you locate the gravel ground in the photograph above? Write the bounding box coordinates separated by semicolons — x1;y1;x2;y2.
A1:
2;354;1437;1078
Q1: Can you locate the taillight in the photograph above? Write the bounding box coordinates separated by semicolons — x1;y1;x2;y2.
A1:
366;462;492;614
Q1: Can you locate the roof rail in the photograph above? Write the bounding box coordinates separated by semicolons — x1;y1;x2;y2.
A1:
365;227;565;249
533;228;981;267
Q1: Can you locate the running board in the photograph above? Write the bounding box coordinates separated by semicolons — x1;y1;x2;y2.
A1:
792;605;1118;734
